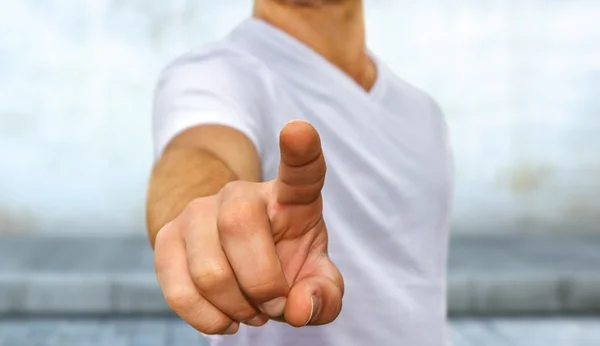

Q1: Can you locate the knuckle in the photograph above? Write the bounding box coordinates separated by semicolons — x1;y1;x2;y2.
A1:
180;198;216;238
220;180;245;196
184;198;210;217
164;287;197;312
191;261;231;292
217;203;260;234
154;220;176;247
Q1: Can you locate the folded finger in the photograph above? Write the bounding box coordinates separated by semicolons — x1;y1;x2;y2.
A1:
154;221;239;335
182;199;268;327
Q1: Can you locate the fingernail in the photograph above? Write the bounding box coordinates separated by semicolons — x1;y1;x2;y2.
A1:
223;322;239;335
304;295;320;326
261;297;287;317
245;314;268;327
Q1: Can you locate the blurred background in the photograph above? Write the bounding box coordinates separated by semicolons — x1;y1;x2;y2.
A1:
0;1;599;345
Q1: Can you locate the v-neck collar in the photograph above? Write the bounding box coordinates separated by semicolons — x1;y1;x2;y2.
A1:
229;18;387;104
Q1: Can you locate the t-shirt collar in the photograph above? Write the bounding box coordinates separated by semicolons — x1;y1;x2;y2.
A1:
229;17;386;102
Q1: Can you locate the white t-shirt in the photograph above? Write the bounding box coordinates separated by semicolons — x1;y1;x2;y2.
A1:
153;18;453;346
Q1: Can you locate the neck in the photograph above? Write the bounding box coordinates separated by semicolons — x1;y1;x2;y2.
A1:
253;0;376;91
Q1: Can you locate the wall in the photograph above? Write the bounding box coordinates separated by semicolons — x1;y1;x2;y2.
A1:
1;0;599;235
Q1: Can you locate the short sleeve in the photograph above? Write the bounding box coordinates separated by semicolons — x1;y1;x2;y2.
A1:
152;48;269;159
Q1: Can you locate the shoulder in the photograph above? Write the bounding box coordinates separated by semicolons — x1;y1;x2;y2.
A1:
152;41;280;159
156;40;276;105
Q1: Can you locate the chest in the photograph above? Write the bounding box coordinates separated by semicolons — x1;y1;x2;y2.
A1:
264;90;452;227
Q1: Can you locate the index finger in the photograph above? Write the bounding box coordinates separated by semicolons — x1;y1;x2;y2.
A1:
276;120;327;205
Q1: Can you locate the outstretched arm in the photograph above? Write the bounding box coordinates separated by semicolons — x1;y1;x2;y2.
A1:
146;124;261;247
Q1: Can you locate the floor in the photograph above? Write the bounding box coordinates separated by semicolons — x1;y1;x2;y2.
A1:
0;317;599;346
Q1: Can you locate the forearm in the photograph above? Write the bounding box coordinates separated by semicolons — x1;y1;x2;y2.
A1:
146;147;238;247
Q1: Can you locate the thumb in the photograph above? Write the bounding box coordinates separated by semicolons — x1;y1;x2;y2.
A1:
283;253;344;327
277;120;327;205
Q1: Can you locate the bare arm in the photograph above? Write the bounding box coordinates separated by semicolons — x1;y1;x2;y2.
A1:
146;124;262;246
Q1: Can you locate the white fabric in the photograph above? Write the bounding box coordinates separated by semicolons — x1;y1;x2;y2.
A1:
153;18;454;346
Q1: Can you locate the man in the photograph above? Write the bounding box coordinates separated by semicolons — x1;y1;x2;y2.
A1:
147;0;453;345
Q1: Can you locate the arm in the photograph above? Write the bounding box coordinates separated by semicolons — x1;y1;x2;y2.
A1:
149;55;342;334
146;124;262;247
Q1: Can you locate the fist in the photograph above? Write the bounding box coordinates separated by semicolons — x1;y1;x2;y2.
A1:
154;121;344;335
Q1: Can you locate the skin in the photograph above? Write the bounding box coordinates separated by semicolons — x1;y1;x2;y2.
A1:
146;0;375;335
